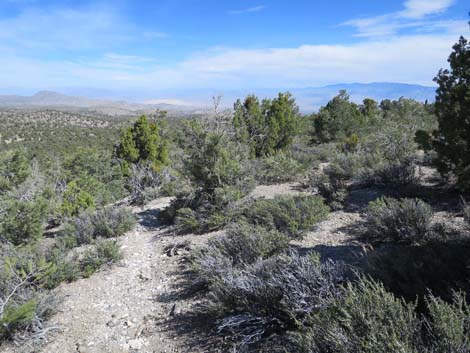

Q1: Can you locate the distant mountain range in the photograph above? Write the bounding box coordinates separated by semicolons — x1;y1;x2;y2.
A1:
0;83;437;114
0;90;199;116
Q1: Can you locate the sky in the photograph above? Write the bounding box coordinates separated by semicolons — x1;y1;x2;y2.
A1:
0;0;468;99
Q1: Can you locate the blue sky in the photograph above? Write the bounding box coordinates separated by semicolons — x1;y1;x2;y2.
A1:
0;0;468;99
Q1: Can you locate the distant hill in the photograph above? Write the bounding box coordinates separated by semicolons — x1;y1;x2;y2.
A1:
0;83;437;114
0;91;197;116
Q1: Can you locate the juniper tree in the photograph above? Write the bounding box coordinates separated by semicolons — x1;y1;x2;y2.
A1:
433;36;470;189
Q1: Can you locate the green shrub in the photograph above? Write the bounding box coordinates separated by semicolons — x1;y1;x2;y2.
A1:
60;179;95;217
0;245;57;340
0;150;30;192
364;197;433;245
254;152;306;184
310;173;348;210
163;121;254;233
80;240;122;278
174;208;199;234
88;207;136;239
0;198;48;245
425;292;470;352
292;277;420;353
242;195;330;238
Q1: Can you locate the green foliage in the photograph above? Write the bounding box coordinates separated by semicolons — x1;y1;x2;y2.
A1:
312;90;364;143
233;93;299;157
0;150;29;192
364;197;433;245
415;129;434;152
184;122;252;195
294;277;420;353
163;120;254;233
425;292;470;352
174;208;199;234
115;115;169;172
0;198;48;245
0;245;57;340
241;195;330;239
433;36;470;190
254;152;306;184
326;124;418;187
310;173;348;210
60;179;95;217
80;240;122;278
0;300;38;339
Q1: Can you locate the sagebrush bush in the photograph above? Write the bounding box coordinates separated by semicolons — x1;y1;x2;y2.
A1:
241;195;330;239
310;173;348;210
80;240;122;278
291;277;420;353
324;124;418;188
205;251;345;351
364;197;433;245
254;152;306;184
60;206;135;245
192;222;290;287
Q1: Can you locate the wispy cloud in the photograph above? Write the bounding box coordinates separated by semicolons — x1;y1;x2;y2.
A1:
400;0;455;18
343;0;456;37
229;5;266;15
1;21;466;91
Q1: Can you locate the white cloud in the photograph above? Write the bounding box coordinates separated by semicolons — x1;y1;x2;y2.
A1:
401;0;455;19
344;0;457;37
1;25;466;91
229;5;266;15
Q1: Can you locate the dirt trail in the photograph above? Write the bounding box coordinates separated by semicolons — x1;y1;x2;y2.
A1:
40;197;183;353
1;183;363;353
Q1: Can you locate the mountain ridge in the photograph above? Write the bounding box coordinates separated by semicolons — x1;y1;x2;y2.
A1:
0;82;437;114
